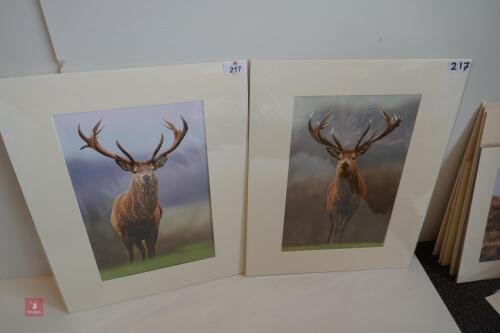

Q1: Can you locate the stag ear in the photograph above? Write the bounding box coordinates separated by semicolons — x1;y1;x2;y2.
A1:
326;147;340;159
153;155;168;169
115;160;134;172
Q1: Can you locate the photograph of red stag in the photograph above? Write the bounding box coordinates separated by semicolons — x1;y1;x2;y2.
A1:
53;102;215;280
281;95;420;252
308;107;401;244
78;117;188;263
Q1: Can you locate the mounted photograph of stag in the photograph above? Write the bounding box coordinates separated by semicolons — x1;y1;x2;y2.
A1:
53;101;215;280
281;95;421;251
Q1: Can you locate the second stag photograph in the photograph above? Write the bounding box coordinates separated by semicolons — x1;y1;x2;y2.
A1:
282;95;421;251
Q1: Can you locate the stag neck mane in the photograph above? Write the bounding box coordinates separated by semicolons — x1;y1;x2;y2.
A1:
334;167;366;196
126;176;160;220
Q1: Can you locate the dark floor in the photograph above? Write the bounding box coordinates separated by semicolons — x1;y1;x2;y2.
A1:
415;241;500;333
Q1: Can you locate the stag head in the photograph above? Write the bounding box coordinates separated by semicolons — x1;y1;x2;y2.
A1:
308;107;401;177
78;117;188;187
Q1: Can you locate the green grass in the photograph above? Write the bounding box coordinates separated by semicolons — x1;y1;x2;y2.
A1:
282;242;383;252
100;242;215;281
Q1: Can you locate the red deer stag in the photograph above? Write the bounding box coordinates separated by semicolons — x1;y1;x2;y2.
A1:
78;117;188;263
308;107;401;244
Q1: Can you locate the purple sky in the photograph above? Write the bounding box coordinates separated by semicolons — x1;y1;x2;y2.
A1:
54;101;205;162
52;101;211;212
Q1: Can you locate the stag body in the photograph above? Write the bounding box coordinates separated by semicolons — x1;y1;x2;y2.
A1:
78;117;188;263
111;163;162;261
326;152;367;243
309;108;400;244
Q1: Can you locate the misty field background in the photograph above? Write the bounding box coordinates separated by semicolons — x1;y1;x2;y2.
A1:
282;95;421;250
53;101;214;280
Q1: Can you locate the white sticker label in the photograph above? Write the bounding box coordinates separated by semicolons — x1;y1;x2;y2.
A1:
449;60;471;72
223;60;247;76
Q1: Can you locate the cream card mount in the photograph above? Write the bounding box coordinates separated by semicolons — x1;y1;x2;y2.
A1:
457;146;500;283
246;59;470;276
0;62;248;312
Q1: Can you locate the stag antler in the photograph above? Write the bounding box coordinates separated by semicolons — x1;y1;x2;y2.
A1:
308;109;344;157
354;107;401;155
78;120;136;168
151;116;188;162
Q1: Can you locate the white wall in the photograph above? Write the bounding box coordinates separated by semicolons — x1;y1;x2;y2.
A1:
0;1;56;277
1;0;500;278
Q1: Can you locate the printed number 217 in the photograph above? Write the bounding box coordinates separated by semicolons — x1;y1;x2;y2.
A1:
229;65;242;74
449;61;470;72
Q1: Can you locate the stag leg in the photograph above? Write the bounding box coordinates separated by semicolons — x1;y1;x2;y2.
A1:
339;217;351;243
122;236;134;263
329;217;346;244
133;239;146;261
145;229;158;259
332;217;348;244
327;220;335;244
332;224;342;244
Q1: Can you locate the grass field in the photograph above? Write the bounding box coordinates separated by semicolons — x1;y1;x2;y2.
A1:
100;242;215;281
282;242;383;252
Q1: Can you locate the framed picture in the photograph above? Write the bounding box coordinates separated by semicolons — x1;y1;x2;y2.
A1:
0;62;248;311
246;59;470;276
457;147;500;283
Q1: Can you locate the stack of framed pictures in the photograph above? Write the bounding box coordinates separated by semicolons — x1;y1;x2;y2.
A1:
0;59;471;311
434;102;500;282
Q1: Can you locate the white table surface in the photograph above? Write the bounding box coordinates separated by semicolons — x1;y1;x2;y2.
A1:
0;256;458;333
